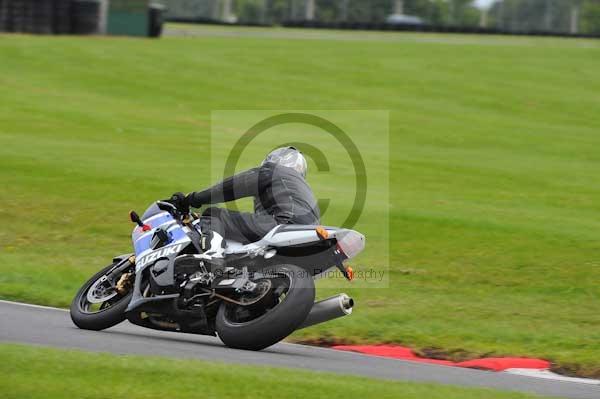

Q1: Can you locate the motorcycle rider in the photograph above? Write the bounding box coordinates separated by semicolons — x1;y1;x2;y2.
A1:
166;147;320;263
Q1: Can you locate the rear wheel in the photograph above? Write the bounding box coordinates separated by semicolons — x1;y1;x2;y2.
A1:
216;264;315;351
70;262;133;331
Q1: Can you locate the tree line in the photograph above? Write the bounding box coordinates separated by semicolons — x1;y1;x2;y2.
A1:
488;0;600;34
164;0;600;34
232;0;480;25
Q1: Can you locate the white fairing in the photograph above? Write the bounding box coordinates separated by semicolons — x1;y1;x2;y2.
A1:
223;225;365;259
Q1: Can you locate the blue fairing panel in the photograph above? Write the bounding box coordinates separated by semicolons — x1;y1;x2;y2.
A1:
131;204;184;257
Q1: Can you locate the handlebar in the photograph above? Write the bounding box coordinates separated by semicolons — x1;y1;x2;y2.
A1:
156;200;179;214
156;200;197;224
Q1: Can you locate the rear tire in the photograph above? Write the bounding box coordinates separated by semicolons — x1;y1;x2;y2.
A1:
216;264;314;351
70;263;133;331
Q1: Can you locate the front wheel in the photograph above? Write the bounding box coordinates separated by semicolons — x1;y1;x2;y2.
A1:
216;264;315;351
70;262;133;331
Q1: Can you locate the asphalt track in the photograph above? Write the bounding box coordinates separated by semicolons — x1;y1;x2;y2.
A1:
1;300;599;399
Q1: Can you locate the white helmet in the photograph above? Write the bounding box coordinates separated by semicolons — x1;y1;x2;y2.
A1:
263;146;308;178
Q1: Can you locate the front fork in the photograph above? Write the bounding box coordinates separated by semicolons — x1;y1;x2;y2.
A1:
106;254;136;294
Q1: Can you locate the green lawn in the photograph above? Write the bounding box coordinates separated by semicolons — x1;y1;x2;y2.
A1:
0;344;555;399
0;25;599;377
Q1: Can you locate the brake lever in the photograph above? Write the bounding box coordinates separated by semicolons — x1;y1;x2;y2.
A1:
156;200;178;213
157;201;197;226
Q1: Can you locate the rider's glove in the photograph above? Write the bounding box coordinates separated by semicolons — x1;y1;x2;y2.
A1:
165;192;190;214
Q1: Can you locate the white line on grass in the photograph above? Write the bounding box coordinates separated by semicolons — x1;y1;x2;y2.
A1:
0;299;69;312
505;369;600;385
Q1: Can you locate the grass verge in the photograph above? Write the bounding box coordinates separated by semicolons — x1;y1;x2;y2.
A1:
0;343;556;399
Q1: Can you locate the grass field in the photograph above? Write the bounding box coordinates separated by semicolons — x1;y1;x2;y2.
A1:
0;344;556;399
1;25;599;377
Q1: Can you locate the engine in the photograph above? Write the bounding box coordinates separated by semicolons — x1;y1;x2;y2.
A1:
147;255;212;298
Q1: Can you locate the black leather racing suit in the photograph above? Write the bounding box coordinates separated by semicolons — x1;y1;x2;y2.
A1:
188;162;320;244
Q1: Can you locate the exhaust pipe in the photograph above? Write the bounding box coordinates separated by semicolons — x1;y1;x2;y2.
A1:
298;293;354;329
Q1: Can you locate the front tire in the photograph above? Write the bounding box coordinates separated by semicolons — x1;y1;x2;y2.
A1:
216;264;315;351
70;262;133;331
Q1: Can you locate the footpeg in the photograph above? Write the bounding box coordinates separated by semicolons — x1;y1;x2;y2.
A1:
215;277;256;292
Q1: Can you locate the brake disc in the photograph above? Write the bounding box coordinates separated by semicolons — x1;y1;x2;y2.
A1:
86;275;118;304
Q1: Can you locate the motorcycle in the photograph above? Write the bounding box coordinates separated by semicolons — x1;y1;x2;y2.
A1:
70;200;365;350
